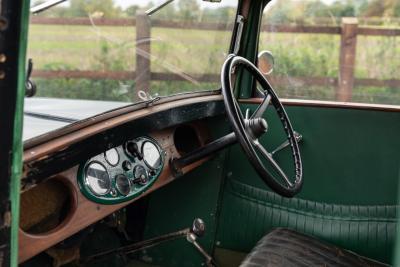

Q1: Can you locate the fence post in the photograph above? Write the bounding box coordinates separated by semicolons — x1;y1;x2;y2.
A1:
337;17;358;102
135;12;151;98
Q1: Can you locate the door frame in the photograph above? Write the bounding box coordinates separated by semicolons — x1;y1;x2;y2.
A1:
0;0;30;265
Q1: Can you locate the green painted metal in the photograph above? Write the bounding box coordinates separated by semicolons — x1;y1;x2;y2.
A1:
0;0;30;264
216;104;400;264
11;1;30;266
77;137;164;205
236;0;269;99
395;170;400;265
139;116;231;266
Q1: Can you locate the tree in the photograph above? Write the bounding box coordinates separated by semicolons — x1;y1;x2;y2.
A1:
361;0;400;17
150;2;177;21
304;1;329;18
125;5;140;17
329;0;356;17
264;1;292;24
69;0;121;18
178;0;200;22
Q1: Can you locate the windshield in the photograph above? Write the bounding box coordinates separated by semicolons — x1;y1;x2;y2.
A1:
24;0;237;141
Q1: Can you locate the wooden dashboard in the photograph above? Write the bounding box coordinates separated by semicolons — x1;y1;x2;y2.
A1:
19;123;211;263
19;94;224;263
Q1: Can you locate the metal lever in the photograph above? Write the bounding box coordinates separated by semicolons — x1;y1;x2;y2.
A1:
187;219;216;267
233;15;244;55
83;218;216;266
271;131;302;156
25;59;37;97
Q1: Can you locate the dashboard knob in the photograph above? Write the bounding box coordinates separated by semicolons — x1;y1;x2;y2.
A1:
191;218;205;237
122;160;132;171
133;165;148;185
126;141;142;160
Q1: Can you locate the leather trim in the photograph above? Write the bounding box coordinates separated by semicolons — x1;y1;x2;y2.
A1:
240;228;389;267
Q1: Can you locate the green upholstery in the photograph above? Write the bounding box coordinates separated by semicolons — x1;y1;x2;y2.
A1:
217;178;399;264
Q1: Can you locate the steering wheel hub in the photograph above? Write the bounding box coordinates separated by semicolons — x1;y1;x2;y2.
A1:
245;117;268;138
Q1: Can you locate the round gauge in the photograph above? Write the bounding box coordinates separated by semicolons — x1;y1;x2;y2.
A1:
142;141;162;169
85;162;111;196
105;148;119;166
115;174;131;196
133;165;149;185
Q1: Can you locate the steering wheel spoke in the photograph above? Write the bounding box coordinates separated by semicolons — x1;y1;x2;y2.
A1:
253;140;293;188
251;93;271;119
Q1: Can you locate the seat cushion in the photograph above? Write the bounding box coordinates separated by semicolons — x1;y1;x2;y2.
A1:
240;228;389;267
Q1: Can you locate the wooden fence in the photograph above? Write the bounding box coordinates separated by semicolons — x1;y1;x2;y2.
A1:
30;16;400;102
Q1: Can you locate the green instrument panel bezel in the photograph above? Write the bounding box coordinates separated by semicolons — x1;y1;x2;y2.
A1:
77;136;164;205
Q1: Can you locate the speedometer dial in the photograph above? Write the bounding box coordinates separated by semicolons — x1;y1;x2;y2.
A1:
85;162;111;196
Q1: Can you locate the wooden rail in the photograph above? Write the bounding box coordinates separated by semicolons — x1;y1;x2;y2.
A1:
31;70;400;88
30;17;400;101
30;16;400;35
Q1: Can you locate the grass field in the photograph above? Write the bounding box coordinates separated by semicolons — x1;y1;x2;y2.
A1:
28;23;400;105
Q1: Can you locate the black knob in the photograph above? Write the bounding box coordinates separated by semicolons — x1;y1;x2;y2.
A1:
122;160;132;171
126;141;142;160
191;218;205;237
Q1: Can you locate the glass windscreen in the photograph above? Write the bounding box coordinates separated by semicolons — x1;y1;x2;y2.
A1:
24;0;237;141
259;0;400;105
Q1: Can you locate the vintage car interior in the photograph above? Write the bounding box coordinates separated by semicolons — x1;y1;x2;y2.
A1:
5;0;399;266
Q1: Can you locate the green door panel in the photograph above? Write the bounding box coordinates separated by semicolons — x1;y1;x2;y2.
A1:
216;104;400;264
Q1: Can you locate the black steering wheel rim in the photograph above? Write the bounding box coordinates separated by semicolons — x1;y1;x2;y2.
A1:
221;54;303;197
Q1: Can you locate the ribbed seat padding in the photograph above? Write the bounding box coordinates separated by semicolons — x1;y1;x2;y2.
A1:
240;228;389;267
217;179;399;264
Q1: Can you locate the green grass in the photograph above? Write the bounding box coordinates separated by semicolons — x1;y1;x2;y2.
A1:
28;24;400;105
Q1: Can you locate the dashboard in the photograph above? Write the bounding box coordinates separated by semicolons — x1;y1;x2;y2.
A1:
79;137;164;204
19;123;212;263
19;94;224;264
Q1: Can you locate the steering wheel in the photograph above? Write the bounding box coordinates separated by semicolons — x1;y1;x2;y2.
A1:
221;55;303;197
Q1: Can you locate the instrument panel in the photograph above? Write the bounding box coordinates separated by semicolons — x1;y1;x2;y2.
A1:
78;136;164;204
